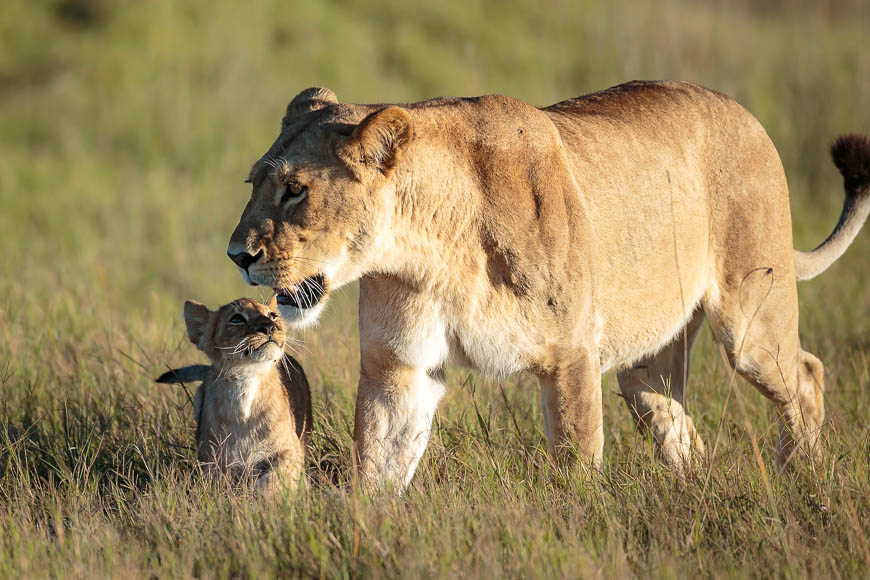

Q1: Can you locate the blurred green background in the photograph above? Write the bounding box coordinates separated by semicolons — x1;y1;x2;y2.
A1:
2;0;868;330
1;0;869;576
2;0;868;386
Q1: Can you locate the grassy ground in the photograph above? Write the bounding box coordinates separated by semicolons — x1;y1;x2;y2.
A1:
1;0;869;577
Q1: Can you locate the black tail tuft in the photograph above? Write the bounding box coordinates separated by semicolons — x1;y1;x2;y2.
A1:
830;134;870;196
155;364;211;384
155;370;181;384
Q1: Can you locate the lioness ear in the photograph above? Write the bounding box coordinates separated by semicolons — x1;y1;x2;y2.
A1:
340;106;413;175
266;294;278;311
183;300;212;349
283;87;339;129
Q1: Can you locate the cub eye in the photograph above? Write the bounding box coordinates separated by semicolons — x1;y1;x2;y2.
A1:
228;314;246;325
280;182;308;205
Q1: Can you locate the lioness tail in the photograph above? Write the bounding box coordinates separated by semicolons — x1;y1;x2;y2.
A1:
794;134;870;281
155;365;211;384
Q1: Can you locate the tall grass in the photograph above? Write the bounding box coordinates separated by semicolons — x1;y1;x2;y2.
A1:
1;0;868;576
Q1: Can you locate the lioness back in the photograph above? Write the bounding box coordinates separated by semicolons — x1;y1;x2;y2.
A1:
543;81;785;368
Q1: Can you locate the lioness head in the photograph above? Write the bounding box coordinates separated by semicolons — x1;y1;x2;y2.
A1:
184;296;286;368
227;87;413;327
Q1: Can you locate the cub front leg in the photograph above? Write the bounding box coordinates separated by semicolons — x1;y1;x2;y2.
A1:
354;354;445;492
254;448;306;495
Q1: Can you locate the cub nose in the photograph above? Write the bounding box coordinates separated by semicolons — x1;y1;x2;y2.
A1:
227;249;263;272
257;320;277;335
254;316;278;336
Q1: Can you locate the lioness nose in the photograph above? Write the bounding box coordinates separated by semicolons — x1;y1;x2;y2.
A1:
258;322;277;335
227;249;262;272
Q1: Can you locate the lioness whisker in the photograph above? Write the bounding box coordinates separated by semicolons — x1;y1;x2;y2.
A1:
286;256;329;265
298;284;312;310
308;277;325;295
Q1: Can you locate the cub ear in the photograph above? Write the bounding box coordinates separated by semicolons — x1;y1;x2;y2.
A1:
183;300;212;348
265;294;278;311
283;87;339;129
339;106;413;175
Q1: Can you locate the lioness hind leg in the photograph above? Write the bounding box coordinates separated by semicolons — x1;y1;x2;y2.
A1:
704;269;825;466
538;343;604;469
617;308;706;471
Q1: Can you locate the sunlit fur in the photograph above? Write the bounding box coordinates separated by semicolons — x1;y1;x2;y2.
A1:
228;82;869;490
167;296;313;494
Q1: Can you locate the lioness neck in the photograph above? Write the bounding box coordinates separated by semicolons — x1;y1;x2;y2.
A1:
372;119;482;290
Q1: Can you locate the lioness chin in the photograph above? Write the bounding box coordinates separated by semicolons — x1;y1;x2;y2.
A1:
227;81;869;490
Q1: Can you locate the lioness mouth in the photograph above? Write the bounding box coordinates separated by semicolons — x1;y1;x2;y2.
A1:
275;274;326;310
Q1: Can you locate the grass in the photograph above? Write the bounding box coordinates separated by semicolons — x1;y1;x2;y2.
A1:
1;0;869;576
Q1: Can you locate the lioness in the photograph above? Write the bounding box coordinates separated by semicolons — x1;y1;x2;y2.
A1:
226;81;869;489
157;296;312;492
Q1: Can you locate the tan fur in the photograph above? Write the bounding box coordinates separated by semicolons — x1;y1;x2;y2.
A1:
161;296;312;493
227;81;869;489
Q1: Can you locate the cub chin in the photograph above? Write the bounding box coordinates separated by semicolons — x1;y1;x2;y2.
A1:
156;295;312;494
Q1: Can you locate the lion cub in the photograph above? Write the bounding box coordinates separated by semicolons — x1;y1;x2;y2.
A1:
156;296;312;493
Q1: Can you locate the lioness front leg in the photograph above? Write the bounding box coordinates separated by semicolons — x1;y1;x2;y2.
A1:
354;354;445;491
537;344;604;469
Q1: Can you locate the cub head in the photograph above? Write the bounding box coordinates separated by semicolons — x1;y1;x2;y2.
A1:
184;296;286;368
226;87;413;327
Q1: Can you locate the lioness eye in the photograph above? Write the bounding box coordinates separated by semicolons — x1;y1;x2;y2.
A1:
280;182;308;204
228;314;245;325
268;312;278;321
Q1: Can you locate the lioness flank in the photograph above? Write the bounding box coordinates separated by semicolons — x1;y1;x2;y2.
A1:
226;81;869;490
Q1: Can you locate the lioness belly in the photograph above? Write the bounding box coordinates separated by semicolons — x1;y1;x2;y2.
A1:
589;163;714;371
